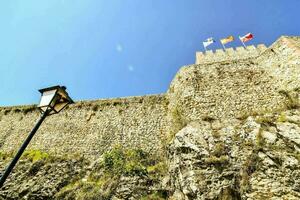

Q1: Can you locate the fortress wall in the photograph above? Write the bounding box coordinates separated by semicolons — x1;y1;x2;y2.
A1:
256;36;300;91
169;37;300;122
1;36;300;159
0;95;168;159
195;44;267;64
167;60;286;122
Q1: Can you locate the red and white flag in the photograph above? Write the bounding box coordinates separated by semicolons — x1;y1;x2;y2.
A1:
239;33;253;43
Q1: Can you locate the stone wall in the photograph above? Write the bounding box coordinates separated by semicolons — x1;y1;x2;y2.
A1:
0;95;168;159
168;36;300;122
0;36;300;160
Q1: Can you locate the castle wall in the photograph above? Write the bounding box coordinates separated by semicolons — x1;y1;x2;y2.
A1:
0;95;168;158
169;36;300;122
256;36;300;91
1;36;300;159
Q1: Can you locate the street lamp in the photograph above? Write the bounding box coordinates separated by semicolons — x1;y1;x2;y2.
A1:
0;85;73;188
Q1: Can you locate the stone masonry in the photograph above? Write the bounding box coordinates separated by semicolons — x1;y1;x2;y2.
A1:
0;36;299;159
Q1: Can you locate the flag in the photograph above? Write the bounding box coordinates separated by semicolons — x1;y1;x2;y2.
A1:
239;33;254;43
203;37;215;48
220;36;234;45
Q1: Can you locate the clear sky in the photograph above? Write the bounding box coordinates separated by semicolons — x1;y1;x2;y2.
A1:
0;0;299;106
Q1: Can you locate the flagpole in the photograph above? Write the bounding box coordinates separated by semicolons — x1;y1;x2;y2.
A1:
221;43;226;51
239;37;247;49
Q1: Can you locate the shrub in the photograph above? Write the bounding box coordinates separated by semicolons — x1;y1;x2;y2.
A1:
147;161;168;181
167;107;188;143
103;146;150;176
277;112;287;122
256;128;265;148
13;108;21;113
57;147;168;200
91;104;99;112
240;152;260;192
3;109;10;115
212;143;226;157
22;149;49;162
205;155;229;166
141;191;168;200
22;106;37;115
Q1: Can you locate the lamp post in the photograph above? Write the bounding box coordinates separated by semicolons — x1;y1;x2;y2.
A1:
0;85;74;188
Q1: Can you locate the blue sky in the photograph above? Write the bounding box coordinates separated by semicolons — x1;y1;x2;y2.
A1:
0;0;299;106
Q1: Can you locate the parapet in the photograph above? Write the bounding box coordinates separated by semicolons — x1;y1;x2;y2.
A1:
195;44;267;64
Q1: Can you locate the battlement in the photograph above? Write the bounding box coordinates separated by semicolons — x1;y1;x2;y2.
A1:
195;44;267;64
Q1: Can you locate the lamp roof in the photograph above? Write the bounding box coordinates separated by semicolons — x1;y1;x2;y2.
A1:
38;85;66;93
38;85;74;104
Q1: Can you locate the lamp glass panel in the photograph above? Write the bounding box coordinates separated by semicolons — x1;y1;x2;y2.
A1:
57;88;68;99
54;102;69;112
38;90;57;107
49;94;60;108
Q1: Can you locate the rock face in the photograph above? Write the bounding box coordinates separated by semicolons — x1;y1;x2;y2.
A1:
168;110;300;199
0;36;300;199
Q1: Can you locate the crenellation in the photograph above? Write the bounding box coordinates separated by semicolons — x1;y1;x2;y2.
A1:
214;49;226;59
205;50;214;55
195;44;266;64
225;47;235;55
246;45;256;50
215;49;225;54
235;46;248;57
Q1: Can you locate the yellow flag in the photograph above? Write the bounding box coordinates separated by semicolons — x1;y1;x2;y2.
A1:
220;36;234;44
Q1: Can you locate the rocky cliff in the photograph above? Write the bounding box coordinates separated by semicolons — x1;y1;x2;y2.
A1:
0;36;300;199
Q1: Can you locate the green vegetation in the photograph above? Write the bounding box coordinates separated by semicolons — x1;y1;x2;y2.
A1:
167;107;188;143
102;146;167;178
22;105;37;115
56;146;168;200
212;130;221;139
102;146;148;176
141;191;168;200
240;152;260;193
22;149;49;162
205;142;229;169
0;105;37;116
56;176;118;200
256;128;266;148
277;112;287;122
255;116;275;126
212;142;226;157
205;155;229;166
0;150;49;163
236;110;260;120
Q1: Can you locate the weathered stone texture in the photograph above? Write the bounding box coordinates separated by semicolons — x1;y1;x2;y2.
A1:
168;109;300;199
0;36;300;199
0;95;167;158
168;36;300;122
